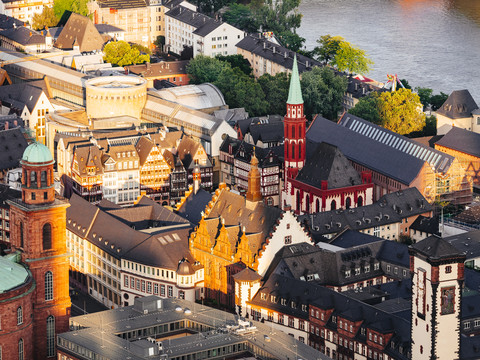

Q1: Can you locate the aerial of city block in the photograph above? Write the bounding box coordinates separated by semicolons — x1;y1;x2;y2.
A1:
0;0;480;359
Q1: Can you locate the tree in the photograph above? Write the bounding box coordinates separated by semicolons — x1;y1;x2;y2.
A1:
252;0;302;35
154;35;165;53
131;43;151;55
216;54;252;76
399;78;412;90
191;0;234;14
103;41;150;67
430;92;449;111
223;3;258;33
214;67;268;117
53;0;88;18
313;34;343;64
332;41;373;75
349;95;381;125
186;55;230;84
351;89;426;135
300;67;347;120
415;87;433;109
258;72;289;115
32;7;59;30
278;31;305;52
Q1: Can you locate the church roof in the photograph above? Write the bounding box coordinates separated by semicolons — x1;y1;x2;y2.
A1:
436;89;478;119
55;13;105;52
22;141;53;165
0;253;30;293
287;55;303;105
295;142;362;189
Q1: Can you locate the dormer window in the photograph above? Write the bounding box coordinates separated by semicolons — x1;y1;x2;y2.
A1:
365;265;370;273
261;293;267;300
281;298;287;306
271;295;276;302
374;263;380;270
355;267;361;275
345;270;351;278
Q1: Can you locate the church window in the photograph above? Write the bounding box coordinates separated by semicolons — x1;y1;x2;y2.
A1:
43;223;52;250
17;307;23;325
305;195;310;213
41;171;47;187
296;191;300;212
345;197;351;209
45;271;53;301
316;199;320;212
357;196;363;207
31;193;36;201
30;171;37;187
292;126;295;138
291;143;295;159
18;339;24;360
46;315;55;357
331;200;336;210
19;222;24;248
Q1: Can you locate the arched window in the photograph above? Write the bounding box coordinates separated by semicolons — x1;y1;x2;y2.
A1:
291;144;295;159
30;171;37;188
46;316;55;357
305;195;310;213
18;338;24;360
292;126;295;138
296;191;301;213
316;199;320;212
41;170;47;187
17;306;23;325
19;222;24;248
345;197;352;209
45;271;53;301
357;196;363;207
42;223;52;250
331;200;336;210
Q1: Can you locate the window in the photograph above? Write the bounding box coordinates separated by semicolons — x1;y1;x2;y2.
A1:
160;284;165;297
17;307;23;325
465;322;471;329
179;290;185;299
141;280;146;292
20;222;24;248
355;267;360;275
147;282;152;294
374;263;379;270
46;316;55;357
289;317;295;327
168;285;173;297
18;339;24;360
284;236;292;244
45;271;53;301
278;314;284;324
445;266;452;273
124;276;129;287
345;270;351;278
386;265;391;272
299;320;305;330
364;265;370;273
43;223;52;250
154;283;159;295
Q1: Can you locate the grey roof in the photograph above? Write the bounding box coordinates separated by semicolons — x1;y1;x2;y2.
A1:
330;229;384;248
236;35;321;74
436;89;478;119
444;229;480;260
299;187;432;236
166;6;222;37
0;128;28;170
410;235;465;261
307;115;453;184
0;14;24;30
295;142;362;190
435;126;480;158
176;188;212;224
0;26;45;45
410;215;440;235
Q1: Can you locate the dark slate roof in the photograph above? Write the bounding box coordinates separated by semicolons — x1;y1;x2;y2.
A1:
329;229;383;248
444;230;480;260
166;6;222;37
337;113;454;174
410;235;465;261
377;241;409;267
295;142;362;190
0;114;23;130
410;215;440;235
236;35;321;74
0;183;20;207
435;126;480;158
248;120;283;144
0;128;28;171
0;81;46;113
55;13;105;52
454;205;480;224
176;188;212;225
0;26;45;45
462;294;480;320
44;27;63;39
97;0;147;9
94;24;125;34
0;14;24;30
234;141;282;168
219;134;241;155
461;335;480;360
299;187;432;236
436;89;478;119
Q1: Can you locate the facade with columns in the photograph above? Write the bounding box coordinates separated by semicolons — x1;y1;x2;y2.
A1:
282;57;373;214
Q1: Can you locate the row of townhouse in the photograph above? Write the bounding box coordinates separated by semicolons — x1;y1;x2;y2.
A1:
57;128;212;205
66;193;204;308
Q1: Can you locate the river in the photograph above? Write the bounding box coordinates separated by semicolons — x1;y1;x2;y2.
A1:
297;0;480;102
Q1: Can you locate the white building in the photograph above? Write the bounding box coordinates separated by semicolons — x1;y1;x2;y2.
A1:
165;5;245;57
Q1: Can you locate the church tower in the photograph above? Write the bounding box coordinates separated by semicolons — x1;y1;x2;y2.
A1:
8;142;71;360
409;236;465;360
284;55;306;183
246;149;262;203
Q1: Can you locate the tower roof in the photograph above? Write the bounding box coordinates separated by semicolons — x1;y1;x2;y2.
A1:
287;55;303;105
410;235;465;262
21;142;54;165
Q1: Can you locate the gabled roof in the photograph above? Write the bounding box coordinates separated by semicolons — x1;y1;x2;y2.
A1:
236;35;321;74
410;235;464;261
165;6;222;37
0;14;24;30
72;145;104;176
410;215;440;235
55;13;105;52
232;267;261;282
135;136;154;166
436;89;478;119
0;26;45;45
176;188;211;224
295;142;362;190
0;128;28;171
435;126;480;158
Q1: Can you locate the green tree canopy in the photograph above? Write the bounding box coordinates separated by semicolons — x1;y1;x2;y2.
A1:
222;3;258;33
53;0;88;18
332;41;373;75
313;34;343;64
350;88;426;135
258;72;289;116
214;67;268;117
32;7;59;30
103;41;150;67
186;55;230;84
252;0;302;35
415;87;433;110
429;92;449;111
216;54;252;76
278;31;305;52
300;67;347;120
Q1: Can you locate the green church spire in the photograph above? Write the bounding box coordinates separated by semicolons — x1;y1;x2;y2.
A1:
287;54;303;105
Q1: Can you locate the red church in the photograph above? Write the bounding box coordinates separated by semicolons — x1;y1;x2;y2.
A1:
282;57;374;214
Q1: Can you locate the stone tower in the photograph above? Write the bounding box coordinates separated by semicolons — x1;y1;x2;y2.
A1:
246;149;262;203
8;142;71;360
409;236;465;360
283;55;306;183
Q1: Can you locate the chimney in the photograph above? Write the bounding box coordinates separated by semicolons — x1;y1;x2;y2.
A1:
263;42;266;49
305;60;309;68
272;47;275;54
4;121;8;130
284;51;287;58
29;31;32;37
